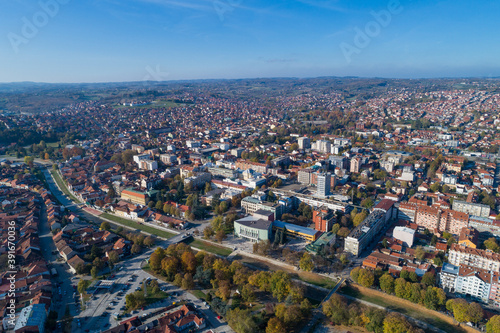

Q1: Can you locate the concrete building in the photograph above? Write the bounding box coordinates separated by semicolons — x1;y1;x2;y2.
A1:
305;232;336;254
160;154;177;164
316;172;331;197
235;159;268;174
350;157;361;173
14;304;47;333
231;147;245;157
234;216;272;242
241;196;284;219
313;207;336;232
439;263;498;303
298;137;311;150
121;188;149;205
449;244;500;272
344;210;389;256
133;153;150;164
329;156;348;170
393;226;415;247
298;168;315;185
453;200;491;218
399;166;415;182
208;167;238;178
184;172;211;188
138;159;158;171
380;160;395;173
458;227;479;248
272;220;321;242
186;140;201;148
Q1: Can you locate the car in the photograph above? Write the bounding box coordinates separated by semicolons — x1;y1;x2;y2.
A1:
217;316;222;320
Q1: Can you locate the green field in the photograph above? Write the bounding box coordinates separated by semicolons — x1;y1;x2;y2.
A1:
183;238;233;257
190;289;207;300
50;170;82;203
100;213;175;239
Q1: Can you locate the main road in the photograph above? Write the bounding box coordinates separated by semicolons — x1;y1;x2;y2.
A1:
40;166;233;332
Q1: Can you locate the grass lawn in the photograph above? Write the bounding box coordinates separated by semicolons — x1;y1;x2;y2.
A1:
143;285;169;306
50;170;81;203
190;289;207;300
340;284;474;333
100;213;175;239
183;238;233;257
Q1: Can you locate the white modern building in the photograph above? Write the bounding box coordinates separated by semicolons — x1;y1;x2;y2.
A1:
392;226;415;247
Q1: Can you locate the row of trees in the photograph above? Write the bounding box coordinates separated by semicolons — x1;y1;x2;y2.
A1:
323;294;424;333
351;267;489;326
351;268;447;311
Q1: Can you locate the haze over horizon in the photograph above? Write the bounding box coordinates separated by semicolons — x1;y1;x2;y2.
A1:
1;0;499;83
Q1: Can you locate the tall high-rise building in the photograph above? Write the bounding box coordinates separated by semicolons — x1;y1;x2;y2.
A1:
317;172;331;197
350;157;361;173
298;137;311;150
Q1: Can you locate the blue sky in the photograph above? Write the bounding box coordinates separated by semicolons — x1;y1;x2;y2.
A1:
0;0;499;83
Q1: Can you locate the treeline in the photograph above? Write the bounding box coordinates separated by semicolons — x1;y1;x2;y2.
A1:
323;294;424;333
351;267;488;326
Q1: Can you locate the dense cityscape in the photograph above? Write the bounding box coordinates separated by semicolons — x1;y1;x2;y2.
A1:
1;77;500;333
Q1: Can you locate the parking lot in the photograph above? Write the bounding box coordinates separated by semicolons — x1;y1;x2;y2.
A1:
71;248;234;333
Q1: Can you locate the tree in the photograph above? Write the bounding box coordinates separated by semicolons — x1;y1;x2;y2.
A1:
337;227;350;238
181;251;197;273
131;243;141;254
353;211;368;227
421;272;435;287
414;246;426;261
379;274;395;294
163;203;170;214
240;284;256;303
144;236;155;247
486;315;500;333
383;313;414;333
299;252;314;272
91;266;98;279
266;317;286;333
270;270;291;302
350;267;361;283
155;200;163;210
226;308;258;333
448;298;471;323
484;237;500;253
203;226;215;239
77;279;90;294
149;252;163;272
358;269;375;288
394;278;407;298
361;198;374;209
125;293;137;310
108;251;119;266
100;221;111;231
215;229;226;243
322;294;348;325
468;302;484;324
211;215;224;232
181;273;194;290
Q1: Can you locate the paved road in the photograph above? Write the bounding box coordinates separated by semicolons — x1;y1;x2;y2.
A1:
38;193;80;327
